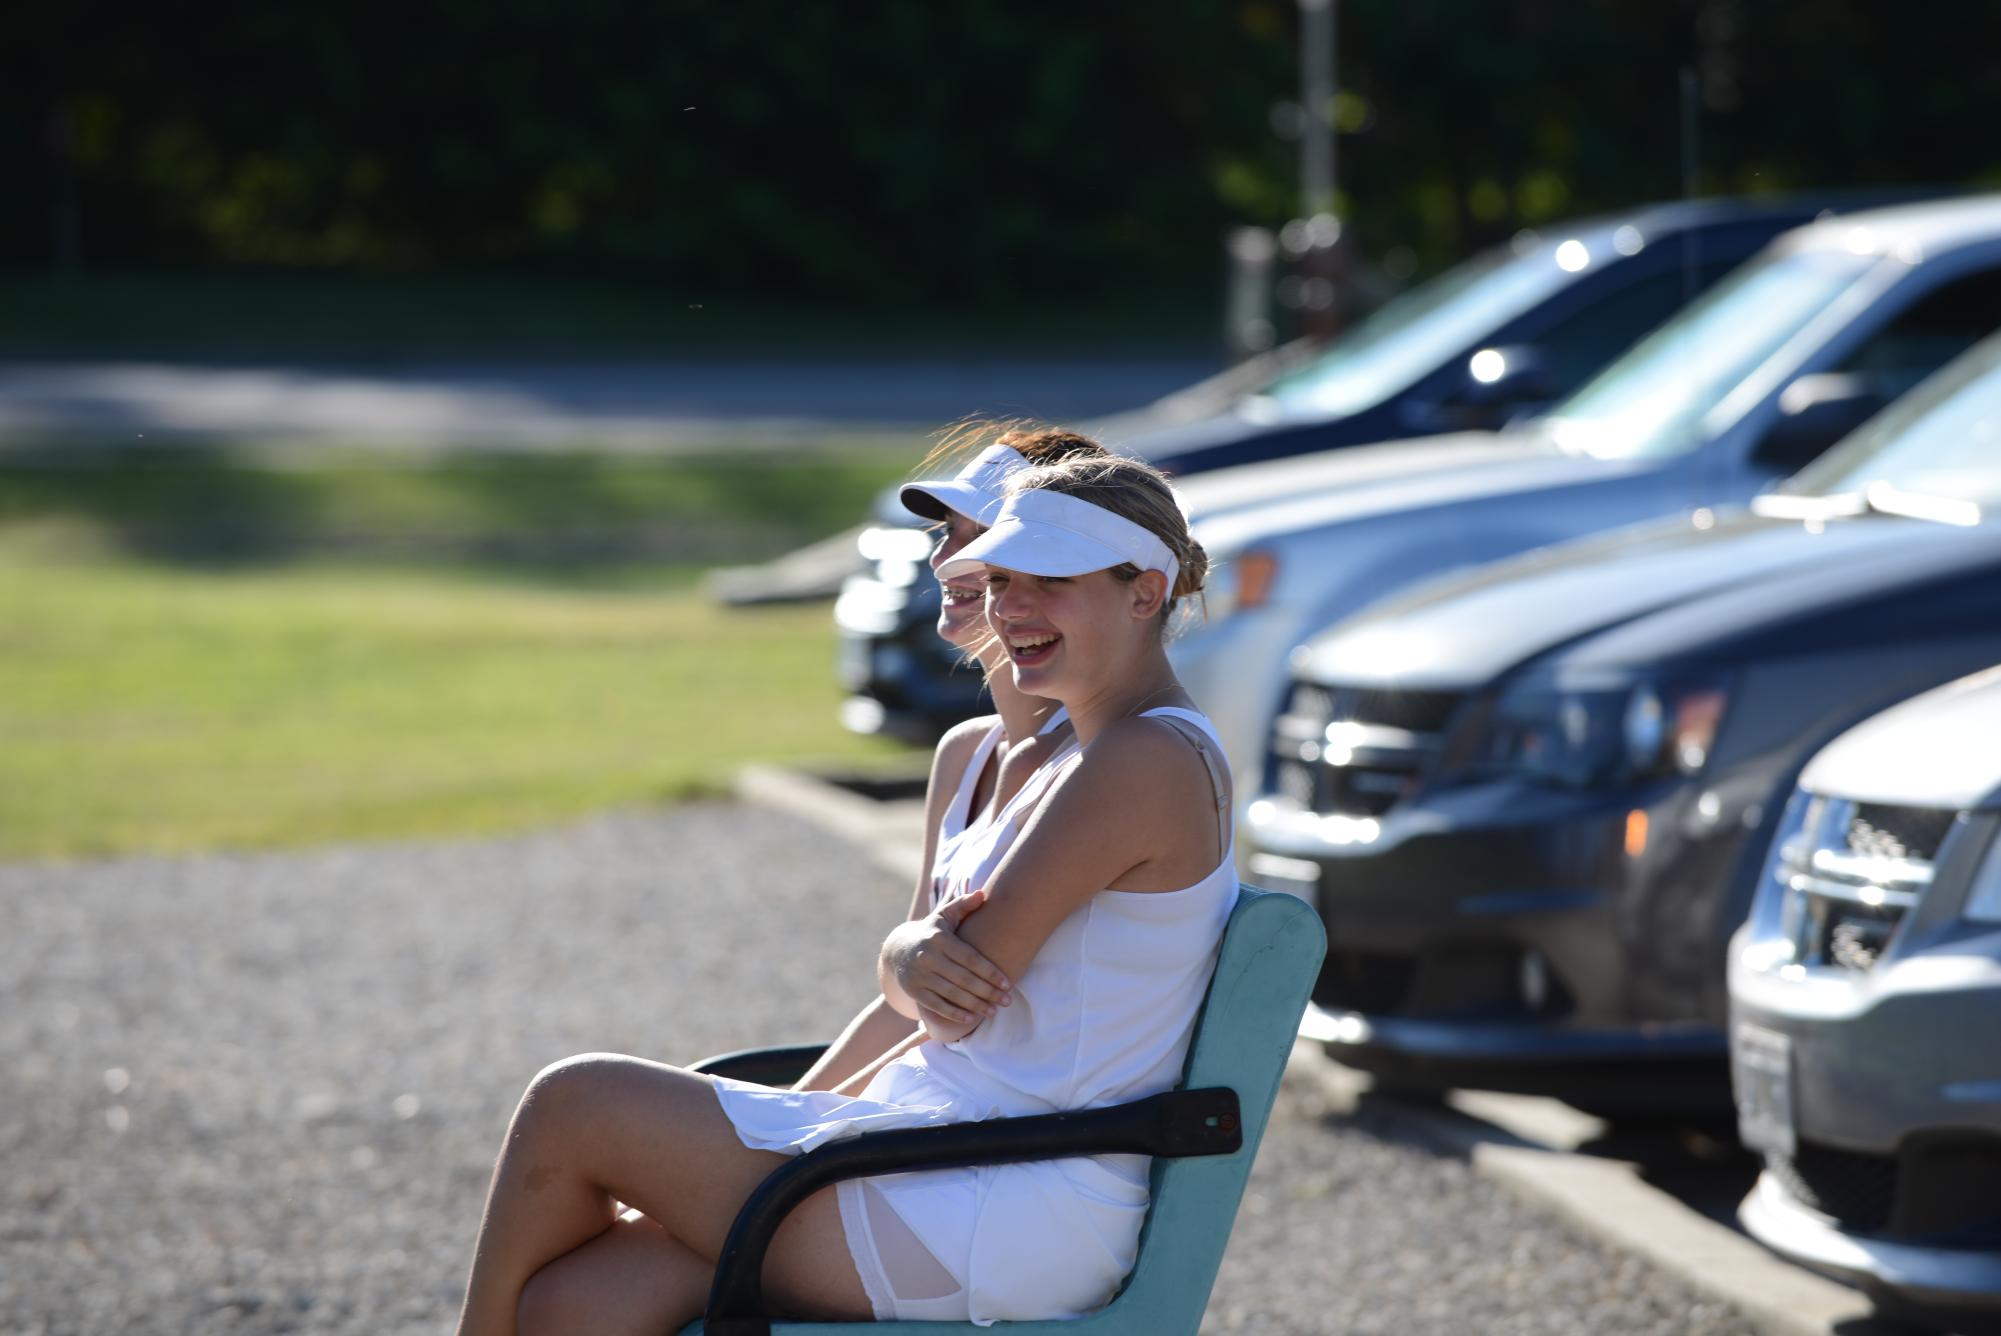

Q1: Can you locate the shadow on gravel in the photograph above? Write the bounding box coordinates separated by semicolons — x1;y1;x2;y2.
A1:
1319;1088;1475;1157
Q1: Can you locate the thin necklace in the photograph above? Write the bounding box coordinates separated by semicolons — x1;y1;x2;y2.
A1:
1120;684;1185;719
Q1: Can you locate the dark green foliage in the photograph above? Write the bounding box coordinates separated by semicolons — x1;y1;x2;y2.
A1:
4;1;1999;308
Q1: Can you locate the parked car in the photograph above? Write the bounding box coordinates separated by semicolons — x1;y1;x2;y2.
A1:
1245;326;2001;1110
835;197;1850;741
1126;197;1848;474
1731;666;2001;1328
1175;192;2001;778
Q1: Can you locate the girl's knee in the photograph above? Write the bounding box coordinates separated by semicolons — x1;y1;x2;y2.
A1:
522;1052;628;1118
516;1258;591;1336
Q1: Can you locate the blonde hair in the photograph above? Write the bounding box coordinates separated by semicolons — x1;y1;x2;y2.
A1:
1005;454;1209;633
913;418;1107;480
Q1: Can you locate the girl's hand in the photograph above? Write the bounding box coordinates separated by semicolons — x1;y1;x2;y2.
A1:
882;890;1013;1026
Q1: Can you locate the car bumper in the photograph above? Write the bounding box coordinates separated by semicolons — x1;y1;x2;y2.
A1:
1729;934;2001;1148
1296;1000;1730;1105
1249;773;1759;1095
1729;935;2001;1306
1741;1173;2001;1312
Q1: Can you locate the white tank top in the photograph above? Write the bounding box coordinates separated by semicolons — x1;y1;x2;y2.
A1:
910;706;1239;1130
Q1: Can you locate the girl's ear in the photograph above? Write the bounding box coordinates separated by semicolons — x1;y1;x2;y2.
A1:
1129;569;1170;621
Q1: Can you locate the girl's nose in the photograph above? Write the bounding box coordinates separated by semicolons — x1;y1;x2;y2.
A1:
988;579;1025;621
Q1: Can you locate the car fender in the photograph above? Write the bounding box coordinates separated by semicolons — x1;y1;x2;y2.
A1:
1209;525;1585;785
1293;526;1592;659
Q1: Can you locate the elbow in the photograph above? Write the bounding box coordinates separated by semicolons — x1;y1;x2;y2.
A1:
879;966;922;1021
919;1009;978;1045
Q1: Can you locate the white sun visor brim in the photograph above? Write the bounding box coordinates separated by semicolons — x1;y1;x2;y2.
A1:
898;444;1030;525
936;487;1178;592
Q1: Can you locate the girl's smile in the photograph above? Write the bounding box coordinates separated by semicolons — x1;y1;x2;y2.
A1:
985;569;1132;695
929;512;990;647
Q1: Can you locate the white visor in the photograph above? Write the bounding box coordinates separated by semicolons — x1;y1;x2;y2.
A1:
898;444;1030;525
937;487;1179;593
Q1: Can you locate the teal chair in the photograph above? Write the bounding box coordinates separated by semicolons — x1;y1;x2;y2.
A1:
680;886;1325;1336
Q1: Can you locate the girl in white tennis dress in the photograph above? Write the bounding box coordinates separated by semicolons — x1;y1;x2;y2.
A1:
452;448;1225;1336
711;457;1234;1324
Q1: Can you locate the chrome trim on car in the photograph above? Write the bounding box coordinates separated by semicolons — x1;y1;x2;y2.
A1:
1741;1173;2001;1309
1773;795;1961;972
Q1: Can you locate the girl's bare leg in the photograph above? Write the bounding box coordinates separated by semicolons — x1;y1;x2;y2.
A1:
515;1214;709;1336
455;1053;872;1336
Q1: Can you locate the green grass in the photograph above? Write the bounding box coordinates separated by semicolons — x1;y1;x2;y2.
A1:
0;445;921;860
0;440;919;567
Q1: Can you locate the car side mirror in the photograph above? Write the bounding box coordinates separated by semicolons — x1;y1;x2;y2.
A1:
1426;345;1555;431
1755;373;1887;471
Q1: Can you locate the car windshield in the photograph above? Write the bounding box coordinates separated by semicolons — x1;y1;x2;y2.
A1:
1782;333;2001;509
1536;249;1873;461
1263;240;1576;417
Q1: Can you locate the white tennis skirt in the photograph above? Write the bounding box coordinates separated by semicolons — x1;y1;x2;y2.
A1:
710;1056;1148;1325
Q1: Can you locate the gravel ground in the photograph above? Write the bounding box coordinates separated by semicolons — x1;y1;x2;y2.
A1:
2;804;1757;1335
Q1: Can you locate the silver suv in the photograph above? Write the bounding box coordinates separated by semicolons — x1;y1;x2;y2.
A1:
1731;667;2001;1325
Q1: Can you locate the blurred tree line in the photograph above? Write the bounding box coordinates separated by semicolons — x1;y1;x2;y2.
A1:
6;0;1999;309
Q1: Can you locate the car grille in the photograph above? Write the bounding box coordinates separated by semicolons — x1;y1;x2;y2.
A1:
1766;1140;1898;1233
1775;797;1959;972
1266;679;1465;820
1847;803;1957;862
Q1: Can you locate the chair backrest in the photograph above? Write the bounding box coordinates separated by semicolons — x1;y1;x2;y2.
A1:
1068;886;1325;1334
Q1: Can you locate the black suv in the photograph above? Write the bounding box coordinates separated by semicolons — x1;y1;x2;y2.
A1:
1245;331;2001;1111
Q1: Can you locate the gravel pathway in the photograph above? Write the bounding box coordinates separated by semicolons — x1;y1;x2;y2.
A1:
0;357;1217;446
2;804;1756;1334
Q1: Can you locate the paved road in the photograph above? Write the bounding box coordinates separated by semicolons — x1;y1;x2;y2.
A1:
4;804;1763;1334
0;356;1219;447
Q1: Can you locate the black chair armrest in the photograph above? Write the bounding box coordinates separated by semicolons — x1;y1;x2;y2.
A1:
687;1044;831;1087
703;1086;1242;1336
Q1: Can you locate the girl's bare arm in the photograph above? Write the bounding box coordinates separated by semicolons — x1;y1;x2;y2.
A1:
791;994;915;1091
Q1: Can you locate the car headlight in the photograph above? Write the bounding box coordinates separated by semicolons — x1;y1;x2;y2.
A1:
1460;675;1732;789
1963;832;2001;924
856;525;935;588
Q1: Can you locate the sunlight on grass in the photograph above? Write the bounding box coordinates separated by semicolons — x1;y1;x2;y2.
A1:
0;441;920;565
0;553;908;859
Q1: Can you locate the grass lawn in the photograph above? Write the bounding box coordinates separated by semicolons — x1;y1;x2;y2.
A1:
0;445;924;860
0;440;922;566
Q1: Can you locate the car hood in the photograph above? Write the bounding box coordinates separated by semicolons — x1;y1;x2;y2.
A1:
1188;433;1623;554
1114;400;1329;468
1174;429;1524;519
865;412;1496;530
1301;509;2001;688
1801;664;2001;811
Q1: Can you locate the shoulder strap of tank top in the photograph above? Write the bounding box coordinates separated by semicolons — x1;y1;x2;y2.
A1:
1139;707;1231;855
988;728;1084;832
944;718;1007;833
965;707;1070;834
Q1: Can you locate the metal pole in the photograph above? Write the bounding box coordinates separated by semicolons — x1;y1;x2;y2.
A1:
1680;67;1699;303
1225;226;1278;361
1299;0;1335;218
